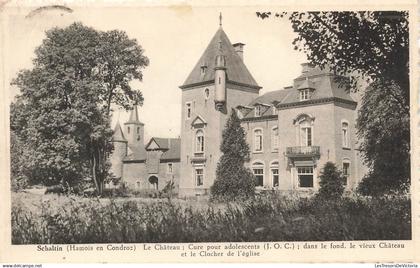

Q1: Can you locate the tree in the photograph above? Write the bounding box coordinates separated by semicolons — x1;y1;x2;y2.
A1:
257;11;409;194
210;109;255;201
11;23;149;194
317;162;345;200
356;80;410;195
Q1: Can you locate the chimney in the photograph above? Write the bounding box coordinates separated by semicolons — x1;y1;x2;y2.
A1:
301;62;314;74
233;42;245;61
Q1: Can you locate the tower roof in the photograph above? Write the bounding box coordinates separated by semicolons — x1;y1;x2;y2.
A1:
112;121;127;142
125;105;144;125
180;27;260;89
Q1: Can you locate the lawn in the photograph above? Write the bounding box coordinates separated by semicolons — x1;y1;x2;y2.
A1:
11;191;411;244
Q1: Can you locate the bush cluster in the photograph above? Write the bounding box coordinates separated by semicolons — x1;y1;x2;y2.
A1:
12;192;411;244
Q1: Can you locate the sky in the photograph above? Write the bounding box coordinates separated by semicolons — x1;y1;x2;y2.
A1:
4;4;307;140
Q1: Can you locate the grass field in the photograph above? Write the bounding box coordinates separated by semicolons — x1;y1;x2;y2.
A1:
11;191;411;244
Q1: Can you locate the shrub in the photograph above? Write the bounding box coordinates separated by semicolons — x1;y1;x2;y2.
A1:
211;109;255;201
316;162;345;200
11;192;411;244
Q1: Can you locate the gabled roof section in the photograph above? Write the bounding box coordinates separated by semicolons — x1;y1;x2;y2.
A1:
144;137;181;161
180;27;260;89
191;115;207;127
125;105;144;125
112;122;127;142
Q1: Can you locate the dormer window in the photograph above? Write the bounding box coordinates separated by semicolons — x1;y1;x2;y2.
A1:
204;88;210;99
300;89;310;101
200;63;207;75
255;106;261;117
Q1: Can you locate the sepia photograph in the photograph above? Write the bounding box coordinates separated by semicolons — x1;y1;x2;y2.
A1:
1;1;414;254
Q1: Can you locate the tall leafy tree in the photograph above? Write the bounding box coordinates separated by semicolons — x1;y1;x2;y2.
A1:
210;109;255;201
356;80;410;194
257;11;409;194
11;23;149;194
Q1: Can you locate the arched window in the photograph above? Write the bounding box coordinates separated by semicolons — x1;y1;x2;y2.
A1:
254;129;263;152
299;120;312;147
271;126;279;152
252;161;264;187
342;121;349;148
195;129;205;153
127;126;130;134
270;161;279;188
137;127;140;134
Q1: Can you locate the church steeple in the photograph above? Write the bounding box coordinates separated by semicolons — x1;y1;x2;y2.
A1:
124;105;144;148
219;12;222;27
126;104;144;125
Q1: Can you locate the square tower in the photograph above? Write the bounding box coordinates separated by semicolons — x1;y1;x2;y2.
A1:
178;23;261;197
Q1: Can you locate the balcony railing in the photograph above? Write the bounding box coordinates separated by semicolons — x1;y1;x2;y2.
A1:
285;146;320;157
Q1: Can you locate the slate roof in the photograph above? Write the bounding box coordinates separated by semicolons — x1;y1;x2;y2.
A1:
124;145;147;162
112;122;127;142
241;64;356;120
160;139;181;160
280;70;355;105
180;27;260;89
249;88;294;106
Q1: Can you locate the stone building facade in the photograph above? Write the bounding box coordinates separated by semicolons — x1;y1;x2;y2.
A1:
110;108;180;192
110;21;367;197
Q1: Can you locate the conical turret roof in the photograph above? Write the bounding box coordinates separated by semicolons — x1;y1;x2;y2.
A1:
180;27;260;89
112;121;127;142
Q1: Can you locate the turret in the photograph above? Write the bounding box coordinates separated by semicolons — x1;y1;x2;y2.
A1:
214;53;226;111
124;105;145;148
110;121;127;179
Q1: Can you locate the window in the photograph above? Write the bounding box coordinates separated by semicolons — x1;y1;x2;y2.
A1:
297;166;314;188
127;126;130;134
271;169;279;187
342;161;350;186
300;123;312;147
270;161;279;187
137;127;140;134
271;127;279;152
342;122;349;148
252;162;264;187
186;102;192;119
195;129;205;153
136;181;141;189
195;168;204;187
255;106;261;117
204;88;210;99
167;163;173;174
200;65;207;75
300;89;310;101
254;129;263;152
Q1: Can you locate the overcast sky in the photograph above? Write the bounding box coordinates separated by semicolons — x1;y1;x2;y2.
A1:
4;5;307;140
